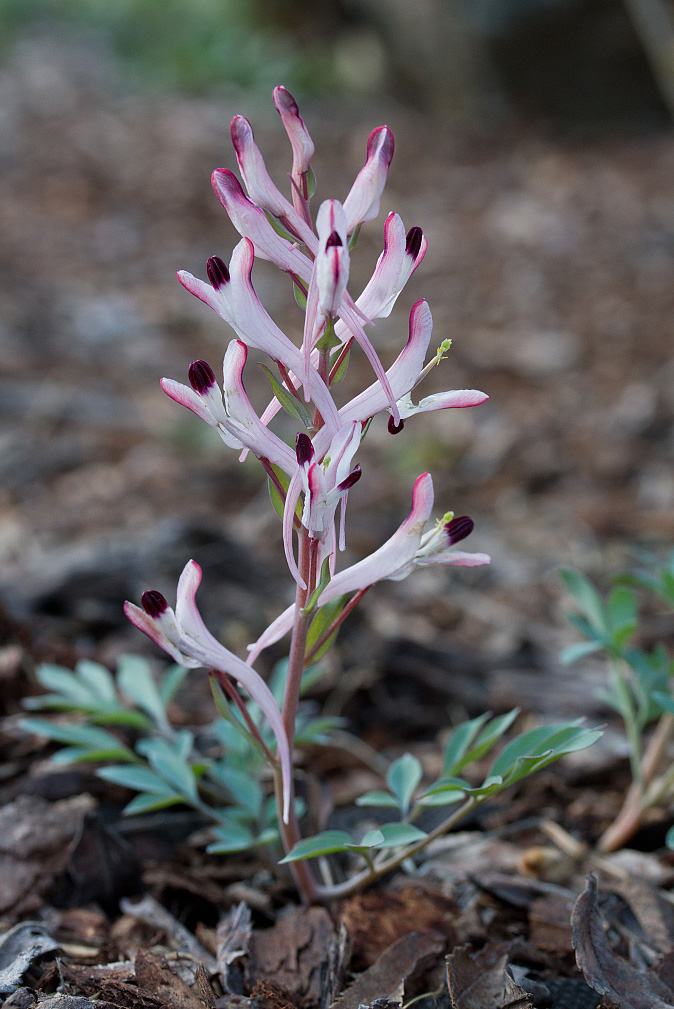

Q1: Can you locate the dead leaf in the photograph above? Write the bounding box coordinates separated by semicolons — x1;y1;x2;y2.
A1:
0;922;60;996
121;895;217;974
331;931;444;1009
217;902;252;994
246;907;335;1008
134;949;206;1009
446;944;511;1009
572;874;674;1009
608;874;674;955
528;893;575;955
0;795;95;919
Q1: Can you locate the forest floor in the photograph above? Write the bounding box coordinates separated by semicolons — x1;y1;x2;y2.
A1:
2;33;674;1009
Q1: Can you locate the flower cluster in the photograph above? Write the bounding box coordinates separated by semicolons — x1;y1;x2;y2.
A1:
125;87;489;840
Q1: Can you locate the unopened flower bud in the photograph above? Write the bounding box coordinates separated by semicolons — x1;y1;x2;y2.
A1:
296;432;314;466
445;515;474;545
188;360;217;395
207;255;230;289
141;590;168;617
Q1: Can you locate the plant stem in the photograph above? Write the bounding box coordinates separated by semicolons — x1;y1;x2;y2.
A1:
611;658;643;789
276;526;322;903
304;587;371;664
598;710;674;852
315;797;478;900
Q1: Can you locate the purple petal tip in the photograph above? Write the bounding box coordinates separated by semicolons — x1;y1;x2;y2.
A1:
388;416;405;434
445;515;474;545
295;432;314;466
207;255;230;289
188;360;217;395
141;590;168;618
338;465;362;492
405;226;423;260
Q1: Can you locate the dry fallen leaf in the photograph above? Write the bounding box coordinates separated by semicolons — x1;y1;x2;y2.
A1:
572;874;674;1009
330;931;444;1009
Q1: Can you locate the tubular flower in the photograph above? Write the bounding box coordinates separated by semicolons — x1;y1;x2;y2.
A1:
272;85;314;210
247;473;490;663
230;115;315;248
161;345;298;477
282;425;362;587
343;126;395;232
177;241;340;435
124;561;293;822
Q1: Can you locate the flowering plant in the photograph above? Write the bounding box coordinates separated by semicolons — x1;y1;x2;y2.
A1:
118;88;601;902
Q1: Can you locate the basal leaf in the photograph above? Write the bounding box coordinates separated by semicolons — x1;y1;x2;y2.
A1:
123;793;185;815
457;709;520;771
355;790;400;808
117;654;168;727
96;765;177;795
560;569;607;634
371;823;428;848
442;714;489;775
279;830;352;863
75;660;117;703
560;641;604;665
386;753;422;816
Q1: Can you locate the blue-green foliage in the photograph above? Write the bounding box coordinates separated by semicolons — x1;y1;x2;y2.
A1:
285;710;601;865
560;561;674;731
21;654;336;854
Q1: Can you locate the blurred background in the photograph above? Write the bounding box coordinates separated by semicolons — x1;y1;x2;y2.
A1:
2;0;674;724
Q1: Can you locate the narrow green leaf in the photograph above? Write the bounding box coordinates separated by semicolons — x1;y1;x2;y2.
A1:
207;822;255;853
260;364;313;428
34;665;98;706
140;738;198;801
559;641;604;665
387;753;423;816
457;709;520;771
75;660;117;703
303;558;332;614
50;745;137;765
209;676;266;756
293;282;308;311
355;791;400;808
123;793;185;815
607;587;637;632
442;714;490;776
96;765;177;795
279;830;352;863
328;346;350;386
159;664;190;706
117;654;168;726
371;823;428;848
305;596;346;662
560;569;607;634
210;766;262;819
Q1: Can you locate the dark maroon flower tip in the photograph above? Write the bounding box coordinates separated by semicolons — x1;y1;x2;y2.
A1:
295;432;314;466
405;226;423;260
325;230;343;249
338;465;361;492
188;360;217;395
388;416;405;434
141;590;168;618
445;515;474;545
206;255;230;289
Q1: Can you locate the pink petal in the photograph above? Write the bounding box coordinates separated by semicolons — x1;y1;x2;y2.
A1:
338;299;433;428
272;86;314;179
124;601;193;666
343;126;394;231
212;170;314;278
160;377;215;426
417;550;491;568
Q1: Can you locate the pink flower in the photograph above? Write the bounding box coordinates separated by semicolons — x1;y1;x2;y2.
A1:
272;85;314;207
161;343;298;477
247;472;490;663
125;560;293;821
343;126;394;232
230;115;315;248
177;240;340;434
